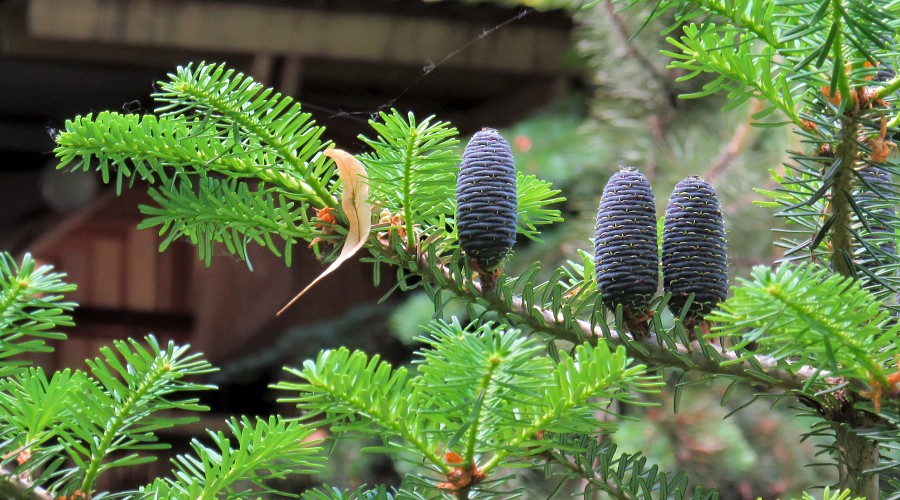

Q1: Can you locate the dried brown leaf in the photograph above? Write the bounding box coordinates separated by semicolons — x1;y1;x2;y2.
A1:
277;148;372;315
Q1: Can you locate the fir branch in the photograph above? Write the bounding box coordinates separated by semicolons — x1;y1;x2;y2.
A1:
63;336;215;495
278;319;660;496
478;341;661;475
138;177;313;267
360;110;460;248
0;253;75;377
758;105;900;302
0;368;85;462
617;0;896;130
547;436;713;500
782;0;895;72
414;320;658;475
55;111;332;206
155;63;337;207
274;347;450;475
706;262;900;386
611;0;779;47
382;236;823;393
138;416;325;499
414;321;549;467
55;63;341;210
663;28;801;125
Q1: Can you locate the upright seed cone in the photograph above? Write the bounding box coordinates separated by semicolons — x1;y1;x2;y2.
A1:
456;128;518;271
662;176;728;323
593;167;659;320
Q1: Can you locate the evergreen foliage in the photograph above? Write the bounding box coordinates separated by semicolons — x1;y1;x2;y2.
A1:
708;262;900;385
0;253;75;376
138;416;325;499
360;110;460;250
276;320;660;495
0;0;893;497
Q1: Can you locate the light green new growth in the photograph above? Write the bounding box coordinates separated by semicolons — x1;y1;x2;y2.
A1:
138;177;314;267
708;262;900;386
0;253;75;377
276;319;660;493
0;254;329;499
154;63;338;207
361;110;461;250
140;416;325;499
71;336;215;494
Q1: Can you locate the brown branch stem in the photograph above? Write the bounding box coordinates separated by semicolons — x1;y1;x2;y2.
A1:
826;107;878;497
830;115;860;277
497;286;818;391
832;406;881;498
0;468;54;500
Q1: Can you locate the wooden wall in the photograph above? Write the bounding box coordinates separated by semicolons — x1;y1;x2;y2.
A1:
28;187;391;373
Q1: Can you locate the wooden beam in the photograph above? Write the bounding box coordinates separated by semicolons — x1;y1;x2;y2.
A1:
279;56;304;97
448;77;571;131
1;2;246;69
73;306;194;333
249;53;276;85
27;0;571;74
0;120;53;152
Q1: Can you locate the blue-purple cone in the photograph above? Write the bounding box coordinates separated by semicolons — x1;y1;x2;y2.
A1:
456;128;518;270
594;167;659;312
662;176;728;319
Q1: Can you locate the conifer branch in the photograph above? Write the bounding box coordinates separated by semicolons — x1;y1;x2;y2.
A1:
391;241;820;393
156;64;337;208
478;342;659;476
62;336;215;495
276;348;451;476
0;253;75;376
545;435;715;499
138;416;325;498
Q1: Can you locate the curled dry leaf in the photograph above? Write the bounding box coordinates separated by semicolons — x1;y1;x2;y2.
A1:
277;148;372;315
